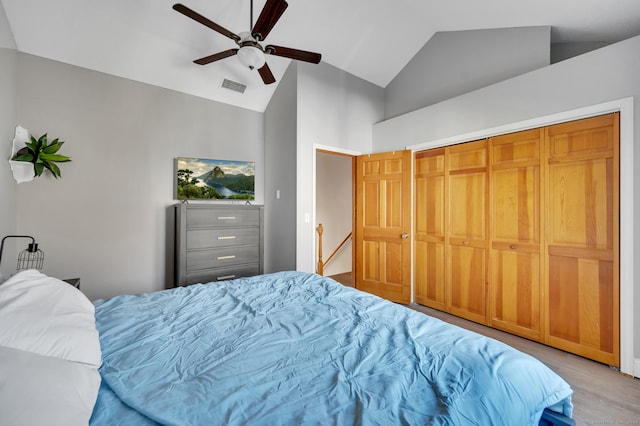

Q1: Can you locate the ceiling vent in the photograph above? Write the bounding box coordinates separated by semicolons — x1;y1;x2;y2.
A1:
221;79;247;94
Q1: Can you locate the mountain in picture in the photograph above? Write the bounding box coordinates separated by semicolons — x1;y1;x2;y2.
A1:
198;166;254;196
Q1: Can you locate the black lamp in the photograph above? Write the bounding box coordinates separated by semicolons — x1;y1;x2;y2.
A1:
0;235;45;272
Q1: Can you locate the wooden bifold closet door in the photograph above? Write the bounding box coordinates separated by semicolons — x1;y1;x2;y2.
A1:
490;128;543;341
414;113;620;367
414;148;446;311
544;114;619;366
414;140;490;324
446;140;489;324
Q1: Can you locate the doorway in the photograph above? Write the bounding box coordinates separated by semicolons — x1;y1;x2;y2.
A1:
315;150;354;286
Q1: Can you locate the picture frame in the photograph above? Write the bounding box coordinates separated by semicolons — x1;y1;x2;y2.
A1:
175;157;255;201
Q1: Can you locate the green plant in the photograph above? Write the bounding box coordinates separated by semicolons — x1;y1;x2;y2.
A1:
12;133;71;178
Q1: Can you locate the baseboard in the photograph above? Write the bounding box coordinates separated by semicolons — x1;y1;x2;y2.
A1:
633;358;640;379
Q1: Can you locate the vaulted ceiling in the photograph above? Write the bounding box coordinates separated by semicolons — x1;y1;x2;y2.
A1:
2;0;640;112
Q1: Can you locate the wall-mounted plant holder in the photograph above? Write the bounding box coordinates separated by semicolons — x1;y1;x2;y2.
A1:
8;125;35;183
8;125;71;182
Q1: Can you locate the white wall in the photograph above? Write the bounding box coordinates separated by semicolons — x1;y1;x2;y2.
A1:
296;62;384;273
384;26;550;120
316;151;352;276
12;53;264;300
373;35;640;376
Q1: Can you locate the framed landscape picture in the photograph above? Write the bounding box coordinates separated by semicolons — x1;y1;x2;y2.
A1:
176;157;255;201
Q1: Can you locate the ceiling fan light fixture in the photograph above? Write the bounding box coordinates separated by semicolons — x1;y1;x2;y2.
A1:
173;1;321;85
237;45;265;70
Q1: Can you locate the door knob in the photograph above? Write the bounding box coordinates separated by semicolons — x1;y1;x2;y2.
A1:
401;233;409;239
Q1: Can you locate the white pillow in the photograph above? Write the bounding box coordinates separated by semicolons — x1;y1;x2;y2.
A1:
0;269;101;366
0;344;101;426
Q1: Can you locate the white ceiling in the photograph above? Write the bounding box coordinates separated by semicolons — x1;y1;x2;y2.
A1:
3;0;640;112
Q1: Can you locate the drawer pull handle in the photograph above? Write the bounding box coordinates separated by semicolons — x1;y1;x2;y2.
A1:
217;275;236;281
463;240;469;245
217;255;236;260
218;216;236;220
509;243;518;250
218;236;237;240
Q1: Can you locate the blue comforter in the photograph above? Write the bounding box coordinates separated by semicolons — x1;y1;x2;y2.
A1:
91;271;572;425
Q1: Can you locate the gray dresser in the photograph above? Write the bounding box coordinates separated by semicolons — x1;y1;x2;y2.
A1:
174;203;264;286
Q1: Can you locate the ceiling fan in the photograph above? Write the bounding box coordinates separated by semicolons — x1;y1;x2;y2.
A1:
173;0;322;85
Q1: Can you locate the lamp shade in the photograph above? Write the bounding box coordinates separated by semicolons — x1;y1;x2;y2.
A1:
237;45;266;70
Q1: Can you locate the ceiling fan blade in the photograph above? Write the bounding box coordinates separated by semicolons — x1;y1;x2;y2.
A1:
173;3;241;42
194;49;238;65
251;0;288;41
258;63;276;85
265;45;321;64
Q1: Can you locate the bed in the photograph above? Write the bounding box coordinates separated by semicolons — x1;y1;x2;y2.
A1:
0;270;574;425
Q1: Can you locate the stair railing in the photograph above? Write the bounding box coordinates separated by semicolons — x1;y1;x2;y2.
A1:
316;223;352;276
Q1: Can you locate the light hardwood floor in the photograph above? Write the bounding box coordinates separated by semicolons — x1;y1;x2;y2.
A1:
408;304;640;426
329;272;353;287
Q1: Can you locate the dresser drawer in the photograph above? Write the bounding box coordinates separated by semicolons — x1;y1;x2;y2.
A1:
186;264;260;285
187;228;259;249
186;208;260;228
187;245;259;271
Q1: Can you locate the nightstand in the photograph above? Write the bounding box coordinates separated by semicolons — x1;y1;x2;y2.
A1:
63;278;80;289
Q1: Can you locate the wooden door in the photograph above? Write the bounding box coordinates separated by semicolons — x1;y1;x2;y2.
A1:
355;150;412;303
447;140;489;324
414;148;446;310
545;113;619;366
489;129;543;340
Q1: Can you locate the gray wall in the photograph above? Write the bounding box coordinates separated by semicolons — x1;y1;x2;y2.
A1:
0;3;15;50
264;62;298;273
0;48;17;278
11;53;263;300
551;42;612;64
374;37;640;151
373;35;640;374
384;27;550;120
296;62;384;273
264;61;383;276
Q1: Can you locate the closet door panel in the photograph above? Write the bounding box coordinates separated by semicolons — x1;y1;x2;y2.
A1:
548;158;613;248
492;167;539;242
449;173;486;240
490;250;541;339
415;242;445;308
449;245;486;323
547;255;615;361
414;150;446;309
